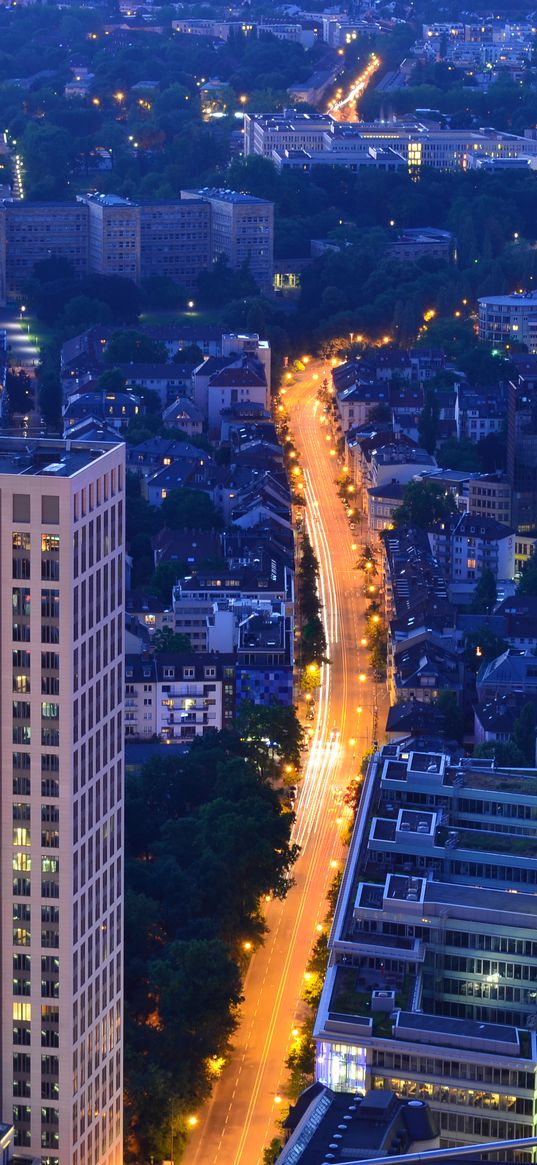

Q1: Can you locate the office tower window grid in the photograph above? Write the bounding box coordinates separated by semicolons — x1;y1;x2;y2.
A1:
0;441;124;1165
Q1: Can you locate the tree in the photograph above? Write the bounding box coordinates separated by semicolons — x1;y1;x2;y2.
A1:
437;436;480;472
418;387;439;454
469;568;497;615
513;702;537;766
150;560;186;604
393;480;456;529
160;488;222;532
98;367;127;392
237;700;305;772
435;690;465;743
517;556;537;597
33;255;75;284
105;330;167;366
464;627;509;672
153;628;191;653
474;739;527;767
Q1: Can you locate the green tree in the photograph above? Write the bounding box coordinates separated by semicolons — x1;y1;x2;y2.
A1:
437;436;480;472
435;690;465;743
469;568;497;615
105;330;167;365
513;702;537;766
153;628;191;653
150;560;186;604
474;739;527;766
160;488;222;532
238;700;305;772
98;367;127;392
517;556;537;596
464;627;509;672
393;480;456;529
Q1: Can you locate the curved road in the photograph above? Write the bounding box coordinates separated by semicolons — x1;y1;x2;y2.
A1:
183;360;382;1165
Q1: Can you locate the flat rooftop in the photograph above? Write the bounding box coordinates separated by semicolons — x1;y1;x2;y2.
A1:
424;880;537;917
0;437;122;478
396;1011;520;1049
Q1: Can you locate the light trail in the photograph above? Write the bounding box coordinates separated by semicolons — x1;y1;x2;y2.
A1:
327;53;380;123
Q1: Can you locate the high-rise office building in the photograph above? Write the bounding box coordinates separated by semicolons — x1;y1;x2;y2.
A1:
0;437;125;1165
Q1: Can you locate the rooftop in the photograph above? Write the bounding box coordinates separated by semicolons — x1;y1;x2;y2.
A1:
0;437;122;477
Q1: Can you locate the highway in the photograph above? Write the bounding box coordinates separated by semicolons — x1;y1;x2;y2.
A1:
183;359;384;1165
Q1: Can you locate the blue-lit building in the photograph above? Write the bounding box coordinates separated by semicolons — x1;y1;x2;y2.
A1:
236;609;294;708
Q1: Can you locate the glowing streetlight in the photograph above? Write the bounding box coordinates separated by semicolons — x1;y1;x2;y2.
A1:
359;673;366;683
187;299;195;309
187;1116;198;1128
243;941;252;952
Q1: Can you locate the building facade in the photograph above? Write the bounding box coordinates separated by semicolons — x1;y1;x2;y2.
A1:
0;192;274;303
0;201;89;304
314;743;537;1147
0;437;125;1165
182;188;274;291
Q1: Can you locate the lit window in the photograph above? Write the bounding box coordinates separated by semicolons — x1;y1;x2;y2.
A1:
13;1003;31;1022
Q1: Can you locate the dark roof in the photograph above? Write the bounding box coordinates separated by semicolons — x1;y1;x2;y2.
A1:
209;366;266;388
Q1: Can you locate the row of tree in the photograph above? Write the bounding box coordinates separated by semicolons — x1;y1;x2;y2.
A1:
125;709;301;1161
297;530;327;668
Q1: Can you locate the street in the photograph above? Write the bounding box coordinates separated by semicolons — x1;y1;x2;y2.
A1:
183;359;385;1165
0;307;41;433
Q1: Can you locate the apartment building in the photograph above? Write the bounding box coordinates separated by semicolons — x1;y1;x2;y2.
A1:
138;198;211;290
314;742;537;1146
0;436;125;1165
182;188;274;291
124;652;235;741
428;513;515;601
0;201;89;303
507;367;537;533
468;475;512;527
0;193;274;303
479;293;537;350
79;194;140;283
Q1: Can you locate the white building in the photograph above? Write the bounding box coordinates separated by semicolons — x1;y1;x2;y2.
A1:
478;292;537;350
0;437;125;1165
124;653;235;741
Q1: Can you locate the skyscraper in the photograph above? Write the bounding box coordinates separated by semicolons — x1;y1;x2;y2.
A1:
0;437;125;1165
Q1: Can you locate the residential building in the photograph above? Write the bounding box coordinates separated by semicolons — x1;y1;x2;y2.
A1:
468;475;512;527
235;608;294;708
276;1086;438;1165
173;548;294;654
0;191;273;302
455;387;505;442
0;436;125;1165
314;741;537;1146
205;357;269;437
335;382;390;432
182;188;274;291
474;692;537;749
428;513;515;603
477;650;537;702
389;626;463;705
367;481;404;537
138;198;211;289
124;652;235;741
383;525;454;635
0;201;89;303
479;292;537;350
79;193;141;283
